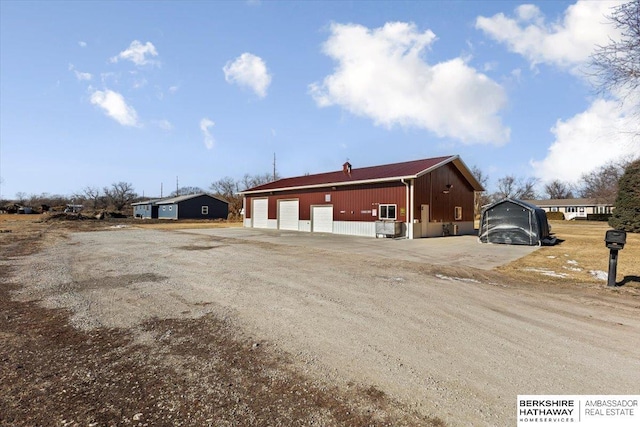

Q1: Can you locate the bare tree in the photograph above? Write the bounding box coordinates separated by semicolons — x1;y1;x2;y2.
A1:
544;180;574;199
590;0;640;109
15;192;27;205
210;177;241;216
240;172;279;191
82;186;103;210
578;159;630;204
28;192;70;210
471;165;490;217
170;186;204;197
103;182;137;211
493;175;538;201
210;173;281;218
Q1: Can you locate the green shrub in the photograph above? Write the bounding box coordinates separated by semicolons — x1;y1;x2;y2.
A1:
546;211;565;221
609;159;640;232
587;213;612;221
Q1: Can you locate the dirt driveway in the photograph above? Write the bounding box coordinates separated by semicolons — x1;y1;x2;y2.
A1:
7;226;640;426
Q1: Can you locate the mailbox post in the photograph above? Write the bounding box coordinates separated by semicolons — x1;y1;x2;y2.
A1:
604;230;626;287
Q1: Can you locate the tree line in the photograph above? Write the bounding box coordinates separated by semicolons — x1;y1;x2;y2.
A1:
2;160;638;231
1;172;278;217
472;157;635;214
1;160;632;214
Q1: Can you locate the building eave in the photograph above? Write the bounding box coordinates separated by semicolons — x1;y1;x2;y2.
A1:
240;175;418;196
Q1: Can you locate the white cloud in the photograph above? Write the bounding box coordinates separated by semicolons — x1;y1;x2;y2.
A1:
531;99;640;184
111;40;159;66
200;118;215;149
78;41;87;48
309;21;510;145
132;77;148;89
168;85;179;94
75;71;92;81
223;53;272;98
154;119;173;131
90;89;139;126
68;64;92;81
476;1;620;70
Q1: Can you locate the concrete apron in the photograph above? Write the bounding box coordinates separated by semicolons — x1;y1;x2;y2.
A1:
179;227;539;271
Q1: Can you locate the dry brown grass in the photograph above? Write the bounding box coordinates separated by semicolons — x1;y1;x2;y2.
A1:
0;213;46;223
498;220;640;288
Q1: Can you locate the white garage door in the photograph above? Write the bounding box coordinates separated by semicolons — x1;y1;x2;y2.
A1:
278;200;299;231
312;205;333;233
252;198;268;228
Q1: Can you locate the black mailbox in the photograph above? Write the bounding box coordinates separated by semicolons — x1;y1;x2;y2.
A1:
605;229;626;250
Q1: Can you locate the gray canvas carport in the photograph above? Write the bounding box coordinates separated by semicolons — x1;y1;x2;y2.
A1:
479;198;553;246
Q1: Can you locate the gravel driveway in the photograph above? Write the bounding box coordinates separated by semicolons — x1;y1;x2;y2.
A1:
10;227;640;426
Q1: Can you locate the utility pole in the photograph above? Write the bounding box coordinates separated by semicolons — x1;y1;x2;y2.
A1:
160;183;163;198
273;152;277;181
176;176;179;196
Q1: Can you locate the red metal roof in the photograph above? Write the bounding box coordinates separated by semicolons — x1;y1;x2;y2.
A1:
242;155;464;194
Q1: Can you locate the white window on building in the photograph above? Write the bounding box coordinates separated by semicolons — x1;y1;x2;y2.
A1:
169;206;172;211
454;206;462;220
379;204;397;220
550;207;558;212
202;206;209;215
162;206;166;211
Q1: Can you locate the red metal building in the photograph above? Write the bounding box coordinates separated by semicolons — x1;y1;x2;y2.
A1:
240;155;484;239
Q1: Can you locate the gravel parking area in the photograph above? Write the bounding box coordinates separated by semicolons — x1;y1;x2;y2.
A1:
180;227;538;270
7;226;640;426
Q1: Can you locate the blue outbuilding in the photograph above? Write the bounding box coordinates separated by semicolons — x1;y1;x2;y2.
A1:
132;193;228;220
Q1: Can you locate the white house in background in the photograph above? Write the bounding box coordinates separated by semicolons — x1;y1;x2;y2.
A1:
524;198;614;220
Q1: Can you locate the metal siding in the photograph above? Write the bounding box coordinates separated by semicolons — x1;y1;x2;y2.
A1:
133;203;156;219
333;221;376;237
158;204;178;219
177;197;200;218
278;200;299;230
427;163;475;222
413;173;432;221
251;182;406;223
156;195;228;220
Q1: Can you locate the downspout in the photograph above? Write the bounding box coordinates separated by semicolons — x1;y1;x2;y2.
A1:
242;196;246;226
401;178;412;239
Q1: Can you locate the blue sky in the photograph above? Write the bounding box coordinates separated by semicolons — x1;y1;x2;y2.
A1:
1;0;638;199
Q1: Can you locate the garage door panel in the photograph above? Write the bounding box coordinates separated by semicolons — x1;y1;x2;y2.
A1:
279;200;299;231
312;205;333;233
252;198;268;228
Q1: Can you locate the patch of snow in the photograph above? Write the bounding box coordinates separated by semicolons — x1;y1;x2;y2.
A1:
562;266;582;272
435;274;481;284
566;260;578;265
589;270;608;281
523;268;568;278
546;256;557;259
